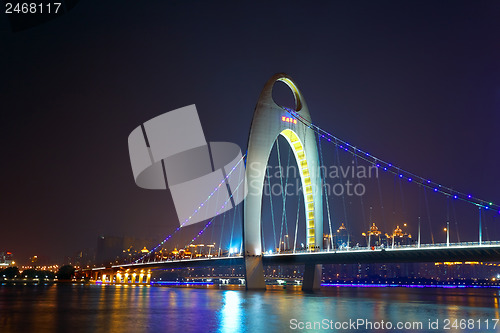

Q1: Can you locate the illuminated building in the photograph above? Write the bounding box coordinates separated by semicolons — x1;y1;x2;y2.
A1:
96;235;156;265
362;223;384;247
386;225;412;247
0;252;14;267
333;223;350;248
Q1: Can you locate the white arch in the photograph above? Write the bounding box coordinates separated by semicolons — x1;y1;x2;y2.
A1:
243;73;323;290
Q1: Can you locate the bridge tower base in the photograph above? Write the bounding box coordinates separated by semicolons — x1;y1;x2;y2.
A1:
244;256;266;290
302;264;322;291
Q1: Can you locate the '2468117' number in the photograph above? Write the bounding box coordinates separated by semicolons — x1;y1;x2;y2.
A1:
5;3;61;14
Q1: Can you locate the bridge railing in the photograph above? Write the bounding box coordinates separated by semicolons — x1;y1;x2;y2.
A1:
109;241;500;267
269;240;500;256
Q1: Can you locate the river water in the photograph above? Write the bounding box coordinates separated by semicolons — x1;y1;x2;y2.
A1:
1;283;500;332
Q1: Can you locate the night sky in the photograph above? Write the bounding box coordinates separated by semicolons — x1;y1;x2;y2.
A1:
1;1;499;264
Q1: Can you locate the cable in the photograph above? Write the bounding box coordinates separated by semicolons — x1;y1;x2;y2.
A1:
134;154;246;263
266;163;278;251
282;107;499;212
424;187;435;244
189;174;247;246
318;134;334;250
294;192;301;253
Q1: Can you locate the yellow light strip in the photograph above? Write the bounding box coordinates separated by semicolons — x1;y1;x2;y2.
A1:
280;128;315;249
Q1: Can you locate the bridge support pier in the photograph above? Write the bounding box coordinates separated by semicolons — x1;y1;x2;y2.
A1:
302;263;322;291
244;256;266;290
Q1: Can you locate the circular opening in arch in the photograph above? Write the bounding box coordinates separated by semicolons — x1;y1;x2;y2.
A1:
272;78;302;111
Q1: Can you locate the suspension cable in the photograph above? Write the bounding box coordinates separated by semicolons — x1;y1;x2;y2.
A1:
276;138;289;252
424;187;435;244
451;200;461;242
266;166;278;252
189;173;247;247
376;169;387;232
293;192;301;253
134;154;246;262
354;154;367;231
228;158;245;255
282;107;499;212
284;147;291;249
334;139;349;232
318;134;334;250
398;171;407;223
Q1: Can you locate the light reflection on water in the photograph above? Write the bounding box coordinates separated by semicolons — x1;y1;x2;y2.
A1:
220;291;242;333
1;284;500;333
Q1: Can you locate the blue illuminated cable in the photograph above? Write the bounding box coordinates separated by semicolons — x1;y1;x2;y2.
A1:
134;154;246;263
282;107;499;212
188;172;247;246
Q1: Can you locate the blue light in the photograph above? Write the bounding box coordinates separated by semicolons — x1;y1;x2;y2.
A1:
280;107;496;215
485;206;489;210
152;281;213;286
321;283;500;289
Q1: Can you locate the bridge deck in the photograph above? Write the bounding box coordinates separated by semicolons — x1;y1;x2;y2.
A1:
87;243;500;272
264;243;500;265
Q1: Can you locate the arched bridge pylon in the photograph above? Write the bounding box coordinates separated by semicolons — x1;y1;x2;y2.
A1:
243;73;323;290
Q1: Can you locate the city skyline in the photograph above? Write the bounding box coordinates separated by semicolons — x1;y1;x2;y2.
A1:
1;1;499;263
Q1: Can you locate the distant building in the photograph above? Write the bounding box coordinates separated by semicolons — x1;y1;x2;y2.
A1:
386;225;412;247
335;223;350;248
323;223;351;249
65;248;95;268
0;252;15;267
96;235;156;266
362;222;385;247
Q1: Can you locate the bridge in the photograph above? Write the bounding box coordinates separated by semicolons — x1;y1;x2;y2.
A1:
79;73;500;290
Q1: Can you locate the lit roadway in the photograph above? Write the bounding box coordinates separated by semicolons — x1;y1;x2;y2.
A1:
89;241;500;273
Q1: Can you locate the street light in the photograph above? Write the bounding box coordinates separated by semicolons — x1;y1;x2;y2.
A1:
207;244;215;257
447;220;450;246
418;217;421;248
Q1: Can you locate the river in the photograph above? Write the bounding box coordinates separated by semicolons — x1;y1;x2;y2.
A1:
1;283;500;332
